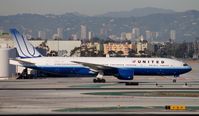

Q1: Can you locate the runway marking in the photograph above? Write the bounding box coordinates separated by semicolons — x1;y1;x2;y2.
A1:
1;88;199;90
53;106;199;112
83;91;199;97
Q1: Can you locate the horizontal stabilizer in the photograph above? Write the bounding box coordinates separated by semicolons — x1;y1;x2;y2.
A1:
9;58;35;66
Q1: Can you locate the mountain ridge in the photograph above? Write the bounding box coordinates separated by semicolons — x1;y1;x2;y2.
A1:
99;7;175;18
0;9;199;42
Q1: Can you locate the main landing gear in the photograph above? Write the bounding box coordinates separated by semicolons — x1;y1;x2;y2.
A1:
17;68;28;79
93;72;106;83
93;78;106;83
173;79;177;83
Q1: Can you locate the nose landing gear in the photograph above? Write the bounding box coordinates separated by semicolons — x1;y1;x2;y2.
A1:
173;75;179;83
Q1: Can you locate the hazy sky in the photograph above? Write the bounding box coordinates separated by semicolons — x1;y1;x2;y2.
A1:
0;0;199;16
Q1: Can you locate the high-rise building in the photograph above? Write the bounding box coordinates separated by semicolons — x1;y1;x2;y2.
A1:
24;34;32;40
52;34;59;40
145;30;151;40
132;27;140;39
80;25;87;40
125;33;132;40
71;34;78;40
170;30;176;41
0;29;3;35
88;31;93;41
155;32;159;40
57;28;64;39
38;31;46;39
120;32;127;40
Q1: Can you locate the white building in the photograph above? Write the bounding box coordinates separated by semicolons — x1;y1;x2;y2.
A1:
0;34;14;48
132;27;140;39
57;28;64;39
71;34;78;40
125;33;132;40
38;31;46;39
88;31;93;41
120;32;127;40
80;25;87;40
170;30;176;41
136;39;154;55
0;48;16;78
145;30;151;40
52;34;59;40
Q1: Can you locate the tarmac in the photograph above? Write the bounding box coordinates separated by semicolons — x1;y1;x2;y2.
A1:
0;62;198;115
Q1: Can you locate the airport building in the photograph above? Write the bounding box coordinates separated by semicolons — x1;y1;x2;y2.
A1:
136;37;154;55
0;48;16;79
103;42;136;56
29;40;81;56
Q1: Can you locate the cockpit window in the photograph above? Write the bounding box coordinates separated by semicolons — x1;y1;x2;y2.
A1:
183;63;188;66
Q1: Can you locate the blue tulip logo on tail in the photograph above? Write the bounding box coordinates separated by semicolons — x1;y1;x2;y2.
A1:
10;29;42;58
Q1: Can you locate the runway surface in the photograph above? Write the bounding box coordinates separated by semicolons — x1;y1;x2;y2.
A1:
0;62;198;115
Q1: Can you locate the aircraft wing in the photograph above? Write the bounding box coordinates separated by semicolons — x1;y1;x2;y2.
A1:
10;58;35;66
72;61;115;72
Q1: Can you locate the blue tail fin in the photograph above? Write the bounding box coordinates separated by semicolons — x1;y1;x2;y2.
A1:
9;29;42;58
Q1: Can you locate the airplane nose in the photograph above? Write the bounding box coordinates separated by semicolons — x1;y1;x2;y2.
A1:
187;66;192;72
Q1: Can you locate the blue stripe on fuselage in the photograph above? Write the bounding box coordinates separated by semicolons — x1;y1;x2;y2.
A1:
27;66;191;77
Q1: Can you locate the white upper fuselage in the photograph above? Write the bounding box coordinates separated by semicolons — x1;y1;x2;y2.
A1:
18;57;187;69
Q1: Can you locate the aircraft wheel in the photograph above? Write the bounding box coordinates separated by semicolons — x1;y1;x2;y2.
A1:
173;79;176;83
93;78;98;83
93;78;106;83
101;79;106;83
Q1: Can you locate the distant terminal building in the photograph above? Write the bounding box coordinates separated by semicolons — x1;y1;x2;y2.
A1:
30;40;81;56
103;42;136;56
84;42;103;52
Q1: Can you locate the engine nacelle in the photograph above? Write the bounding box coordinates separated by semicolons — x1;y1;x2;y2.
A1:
114;69;134;80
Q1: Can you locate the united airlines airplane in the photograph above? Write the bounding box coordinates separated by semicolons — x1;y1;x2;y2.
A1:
9;29;192;83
